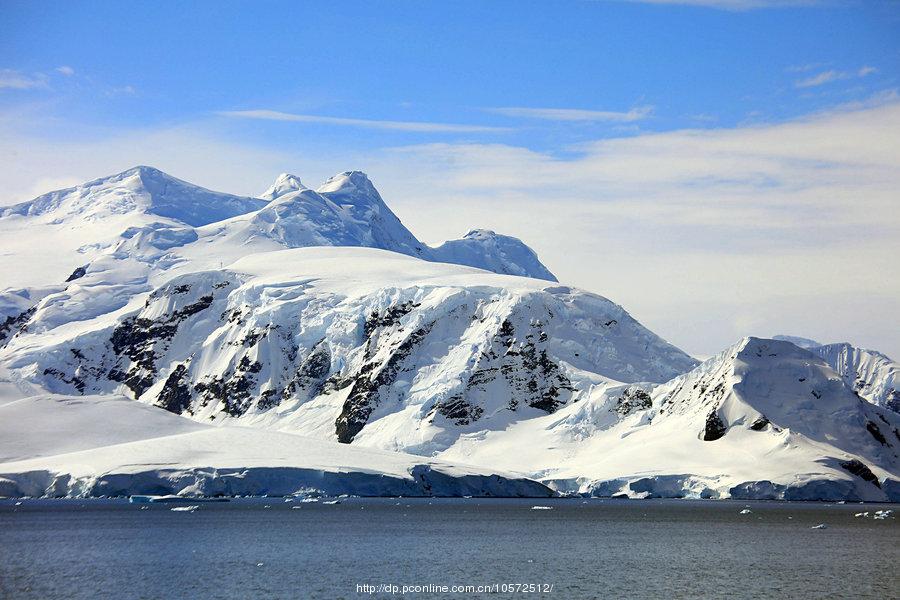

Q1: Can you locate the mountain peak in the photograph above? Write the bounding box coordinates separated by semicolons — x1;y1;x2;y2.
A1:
772;335;822;350
463;229;497;239
316;171;377;196
2;165;266;227
260;173;307;201
431;229;558;282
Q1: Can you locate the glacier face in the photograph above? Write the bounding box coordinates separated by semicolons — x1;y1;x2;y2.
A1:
0;166;897;500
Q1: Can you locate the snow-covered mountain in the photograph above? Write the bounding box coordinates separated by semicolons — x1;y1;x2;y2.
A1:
1;166;266;227
431;229;558;281
811;343;899;413
774;335;898;413
772;334;822;350
1;167;897;500
440;337;900;501
1;248;696;454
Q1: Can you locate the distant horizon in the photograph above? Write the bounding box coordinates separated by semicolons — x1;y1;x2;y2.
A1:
2;0;898;359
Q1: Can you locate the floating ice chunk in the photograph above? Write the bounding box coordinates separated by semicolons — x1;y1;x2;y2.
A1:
291;506;302;510
854;512;869;518
739;508;752;514
171;505;199;512
531;506;553;510
323;500;341;505
810;523;827;529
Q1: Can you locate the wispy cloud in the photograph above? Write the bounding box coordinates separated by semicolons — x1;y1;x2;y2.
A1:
106;85;137;97
1;95;898;358
0;69;48;90
55;66;75;77
485;105;653;122
218;109;510;133
795;65;877;88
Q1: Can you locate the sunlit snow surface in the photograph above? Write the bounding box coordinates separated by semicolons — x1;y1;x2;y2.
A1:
0;168;897;500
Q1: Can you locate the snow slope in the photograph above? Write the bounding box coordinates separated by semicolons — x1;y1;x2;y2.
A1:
1;247;696;457
0;166;265;289
0;394;551;498
431;229;558;281
440;337;900;501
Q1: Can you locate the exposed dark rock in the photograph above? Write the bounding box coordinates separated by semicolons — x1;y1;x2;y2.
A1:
282;342;332;405
42;367;86;393
839;459;881;488
172;284;192;294
363;300;419;338
614;386;652;417
257;389;280;411
195;372;255;417
156;364;193;414
434;395;484;425
0;306;36;344
866;421;888;446
336;322;434;443
703;409;727;441
750;416;770;431
65;265;88;282
106;292;216;398
237;355;262;374
487;319;573;414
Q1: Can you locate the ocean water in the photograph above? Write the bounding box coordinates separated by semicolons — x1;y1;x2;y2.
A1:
0;498;896;599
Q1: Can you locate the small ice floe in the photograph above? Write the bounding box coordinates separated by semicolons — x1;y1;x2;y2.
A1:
256;563;264;568
873;510;893;520
810;523;828;530
291;506;302;510
263;505;271;509
14;501;22;506
139;506;149;511
739;508;752;514
171;505;199;513
323;500;341;505
854;512;869;518
300;498;319;503
531;506;553;510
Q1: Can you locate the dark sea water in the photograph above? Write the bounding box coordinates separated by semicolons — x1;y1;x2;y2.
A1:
0;498;897;599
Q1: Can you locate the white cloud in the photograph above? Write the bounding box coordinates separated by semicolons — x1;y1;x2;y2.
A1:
55;66;75;77
857;65;877;77
0;95;897;358
218;109;510;133
485;105;653;122
0;69;48;90
106;85;137;96
795;65;878;88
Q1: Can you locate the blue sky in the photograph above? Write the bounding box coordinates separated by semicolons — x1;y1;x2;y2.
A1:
2;0;898;151
1;0;899;357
